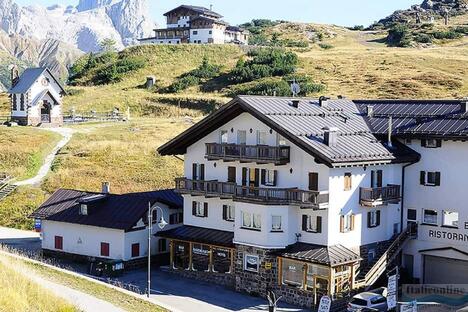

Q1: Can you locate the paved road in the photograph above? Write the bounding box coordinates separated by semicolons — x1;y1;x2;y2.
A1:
14;127;74;186
0;227;307;312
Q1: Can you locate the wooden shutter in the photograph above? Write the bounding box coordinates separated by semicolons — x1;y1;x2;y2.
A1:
421;139;427;147
228;167;236;183
101;242;110;257
178;212;183;223
273;170;278;186
222;205;227;221
169;214;175;225
242;168;247;186
436;139;442;148
254;169;260;187
192;201;197;216
350;214;355;231
192;163;198;180
377;170;383;188
420;171;426;185
54;236;63;250
370;171;375;188
261;169;266;185
435;172;441;186
309;172;318;191
339;216;344;233
203;202;208;217
376;210;381;227
367;211;372;228
200;164;205;181
302;215;308;231
316;216;322;233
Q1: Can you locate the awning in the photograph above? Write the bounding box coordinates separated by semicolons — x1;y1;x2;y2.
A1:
157;225;234;248
280;242;361;267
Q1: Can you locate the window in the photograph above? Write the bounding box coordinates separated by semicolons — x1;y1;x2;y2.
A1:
80;204;88;216
309;172;319;191
257;131;267;145
192;201;208;218
442;210;459;228
241;211;261;230
282;259;304;287
261;169;277;186
302;215;322;233
227;166;236;183
193;31;198;35
423;209;438;225
340;214;354;233
367;210;381;228
209;30;212;34
20;94;25;111
422;139;441;148
244;254;259;272
131;243;140;258
12;94;17;110
220;130;228;144
192;163;205;180
371;170;383;188
169;212;183;224
277;134;287;146
158;238;167;253
101;242;110;257
223;204;235;222
344;173;352;191
271;216;282;232
420;171;441;186
237;130;246;145
407;209;417;222
54;236;63;250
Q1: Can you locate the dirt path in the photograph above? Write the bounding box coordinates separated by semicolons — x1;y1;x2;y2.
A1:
14;127;74;187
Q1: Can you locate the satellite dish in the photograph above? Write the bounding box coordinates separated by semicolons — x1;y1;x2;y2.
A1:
291;80;301;97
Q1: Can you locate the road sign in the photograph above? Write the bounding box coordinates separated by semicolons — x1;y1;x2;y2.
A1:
34;219;41;232
387;274;398;309
318;296;331;312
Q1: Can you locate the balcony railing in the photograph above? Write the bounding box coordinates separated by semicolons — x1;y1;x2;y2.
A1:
359;184;401;207
205;143;290;165
175;178;329;209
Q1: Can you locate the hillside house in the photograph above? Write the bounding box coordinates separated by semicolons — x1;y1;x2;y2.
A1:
157;95;468;307
31;184;183;267
139;5;249;45
8;67;65;127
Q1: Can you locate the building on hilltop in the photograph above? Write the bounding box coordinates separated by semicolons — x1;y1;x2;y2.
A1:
157;95;468;308
138;5;249;45
7;66;65;127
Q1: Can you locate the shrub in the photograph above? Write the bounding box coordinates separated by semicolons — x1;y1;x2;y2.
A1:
318;43;334;50
349;25;365;31
414;33;432;44
188;57;221;79
454;26;468;35
229;48;298;83
387;24;412;47
167;75;200;93
93;56;145;84
432;30;463;40
167;57;221;92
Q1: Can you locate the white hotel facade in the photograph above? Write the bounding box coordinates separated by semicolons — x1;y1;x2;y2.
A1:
157;96;468;308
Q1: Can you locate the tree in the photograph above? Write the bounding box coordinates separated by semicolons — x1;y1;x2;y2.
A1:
100;38;117;53
387;24;412;47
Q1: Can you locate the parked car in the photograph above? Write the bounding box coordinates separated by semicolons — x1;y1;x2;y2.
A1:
347;287;388;312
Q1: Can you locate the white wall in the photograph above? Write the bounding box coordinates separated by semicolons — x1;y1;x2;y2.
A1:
190;28;225;44
402;139;468;280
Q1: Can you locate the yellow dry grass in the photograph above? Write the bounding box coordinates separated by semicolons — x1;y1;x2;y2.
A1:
0;254;78;312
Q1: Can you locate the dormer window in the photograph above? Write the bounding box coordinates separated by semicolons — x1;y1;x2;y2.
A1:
80;204;88;216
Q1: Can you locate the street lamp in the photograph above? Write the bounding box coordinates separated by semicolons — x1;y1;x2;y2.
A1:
147;202;168;298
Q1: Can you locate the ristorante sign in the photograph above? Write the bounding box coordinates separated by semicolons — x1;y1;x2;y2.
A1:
428;229;468;242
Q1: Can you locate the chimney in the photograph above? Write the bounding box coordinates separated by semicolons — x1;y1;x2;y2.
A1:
323;127;338;147
366;105;374;117
102;182;110;194
388;116;393;148
10;65;19;88
210;4;213;11
291;99;300;108
319;96;330;108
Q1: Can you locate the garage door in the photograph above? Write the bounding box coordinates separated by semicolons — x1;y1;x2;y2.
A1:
424;256;468;284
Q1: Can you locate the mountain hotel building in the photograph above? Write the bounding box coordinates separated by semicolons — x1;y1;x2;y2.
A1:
157;95;468;308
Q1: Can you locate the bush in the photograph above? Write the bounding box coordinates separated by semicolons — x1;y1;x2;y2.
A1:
166;57;221;92
229;48;298;83
94;56;145;84
349;25;365;31
454;26;468;35
167;75;200;93
387;24;412;47
432;30;463;40
414;33;432;44
318;43;334;50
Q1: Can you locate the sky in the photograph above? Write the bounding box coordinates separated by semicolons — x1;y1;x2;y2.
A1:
15;0;421;27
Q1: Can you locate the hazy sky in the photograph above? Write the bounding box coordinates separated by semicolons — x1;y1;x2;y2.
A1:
15;0;420;27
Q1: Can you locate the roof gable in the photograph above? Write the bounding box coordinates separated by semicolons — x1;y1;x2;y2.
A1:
8;67;66;95
164;5;223;18
158;96;420;167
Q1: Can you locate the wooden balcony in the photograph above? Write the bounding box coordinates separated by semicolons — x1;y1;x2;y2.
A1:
175;178;329;209
205;143;290;165
359;184;401;207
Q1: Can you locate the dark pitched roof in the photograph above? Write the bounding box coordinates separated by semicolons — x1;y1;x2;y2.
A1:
158;96;420;167
226;25;248;33
164;5;223;18
280;242;361;266
8;67;66;94
191;16;229;26
157;225;234;248
355;100;468;139
31;189;183;231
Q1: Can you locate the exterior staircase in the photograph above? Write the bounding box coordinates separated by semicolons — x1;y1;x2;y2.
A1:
354;223;418;289
0;174;16;201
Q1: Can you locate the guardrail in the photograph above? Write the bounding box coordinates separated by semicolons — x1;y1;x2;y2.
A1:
359;184;401;207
